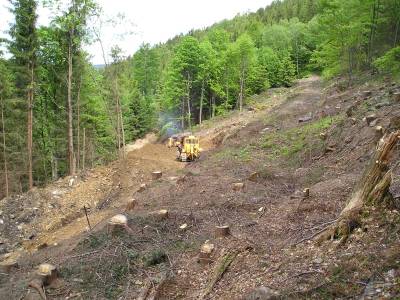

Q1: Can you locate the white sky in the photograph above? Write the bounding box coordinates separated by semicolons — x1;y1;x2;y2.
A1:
0;0;271;64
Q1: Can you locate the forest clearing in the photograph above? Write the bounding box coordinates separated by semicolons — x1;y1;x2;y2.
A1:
0;0;400;299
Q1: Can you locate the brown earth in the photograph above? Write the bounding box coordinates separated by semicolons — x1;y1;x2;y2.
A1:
0;75;400;299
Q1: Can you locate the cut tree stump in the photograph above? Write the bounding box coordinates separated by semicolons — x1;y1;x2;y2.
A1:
303;188;310;198
392;92;400;102
152;209;169;221
137;183;146;193
232;182;245;191
317;130;400;243
151;171;163;180
0;260;18;273
319;132;327;140
36;263;58;286
198;241;215;265
108;214;129;235
375;126;384;141
125;198;137;212
248;172;260;182
364;114;377;126
215;225;230;237
361;90;372;98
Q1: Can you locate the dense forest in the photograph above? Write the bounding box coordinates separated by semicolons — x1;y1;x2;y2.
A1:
0;0;399;197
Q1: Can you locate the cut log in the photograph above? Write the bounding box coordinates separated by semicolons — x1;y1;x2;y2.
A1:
151;171;162;180
215;225;230;237
233;182;245;192
198;241;215;265
201;249;239;299
0;260;18;273
125;198;137;212
317;130;400;243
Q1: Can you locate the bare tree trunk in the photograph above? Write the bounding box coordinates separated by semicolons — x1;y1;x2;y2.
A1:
1;97;9;198
199;79;205;125
394;17;400;47
295;39;300;78
212;94;216;118
114;79;125;158
82;128;86;170
67;33;75;175
76;78;81;170
27;62;34;189
186;73;192;130
239;69;245;112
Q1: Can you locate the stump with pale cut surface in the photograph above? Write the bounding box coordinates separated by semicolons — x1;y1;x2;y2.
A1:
151;171;163;180
215;225;230;237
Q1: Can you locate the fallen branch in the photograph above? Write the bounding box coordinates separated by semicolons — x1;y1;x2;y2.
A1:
201;249;239;299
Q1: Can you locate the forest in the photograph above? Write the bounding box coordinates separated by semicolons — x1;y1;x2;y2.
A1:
0;0;399;197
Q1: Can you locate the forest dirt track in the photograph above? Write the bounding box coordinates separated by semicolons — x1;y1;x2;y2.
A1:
1;75;400;299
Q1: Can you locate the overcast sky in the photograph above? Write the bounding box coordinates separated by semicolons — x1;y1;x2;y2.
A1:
0;0;271;64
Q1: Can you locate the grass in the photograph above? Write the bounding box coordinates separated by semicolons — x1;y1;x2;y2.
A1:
260;115;343;162
213;146;253;162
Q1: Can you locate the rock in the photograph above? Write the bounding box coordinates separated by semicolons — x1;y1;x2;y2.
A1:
244;286;279;300
233;182;245;191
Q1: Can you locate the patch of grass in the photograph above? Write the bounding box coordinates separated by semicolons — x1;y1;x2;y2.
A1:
143;249;167;267
213;146;253;162
260;115;343;162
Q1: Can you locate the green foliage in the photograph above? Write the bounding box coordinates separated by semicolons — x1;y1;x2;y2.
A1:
374;47;400;76
143;249;167;266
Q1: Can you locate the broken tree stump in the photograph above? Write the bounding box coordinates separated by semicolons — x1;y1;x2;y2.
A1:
364;114;377;126
125;198;137;212
215;225;230;237
198;241;215;265
317;130;400;243
151;171;163;180
137;183;146;193
232;182;245;191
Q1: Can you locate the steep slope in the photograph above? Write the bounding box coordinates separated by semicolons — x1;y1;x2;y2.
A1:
0;76;399;299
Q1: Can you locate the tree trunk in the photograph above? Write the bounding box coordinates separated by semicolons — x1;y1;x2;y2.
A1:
76;78;81;170
394;17;400;47
317;131;400;243
82;128;86;170
186;73;192;130
67;33;75;176
1;97;9;198
239;69;245;112
27;62;34;189
199;79;205;125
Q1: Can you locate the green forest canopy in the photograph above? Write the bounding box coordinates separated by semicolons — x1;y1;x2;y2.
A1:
0;0;399;197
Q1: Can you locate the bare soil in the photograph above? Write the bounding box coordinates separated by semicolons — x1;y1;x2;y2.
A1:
1;75;400;299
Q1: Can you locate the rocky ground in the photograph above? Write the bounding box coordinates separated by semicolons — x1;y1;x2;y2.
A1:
0;75;399;299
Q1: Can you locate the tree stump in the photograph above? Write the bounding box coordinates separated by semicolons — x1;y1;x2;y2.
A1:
108;214;128;235
361;90;372;98
319;132;327;140
364;114;377;126
198;241;215;265
375;126;384;142
248;172;260;182
215;225;230;237
137;183;146;193
0;260;18;273
152;209;169;221
232;182;245;191
303;188;310;198
151;171;163;180
392;92;400;102
125;199;137;212
317;130;400;243
36;263;58;286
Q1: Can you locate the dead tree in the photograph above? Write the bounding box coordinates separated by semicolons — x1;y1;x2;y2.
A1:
317;130;399;243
